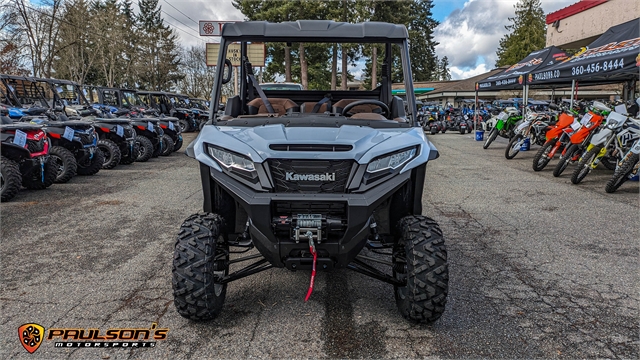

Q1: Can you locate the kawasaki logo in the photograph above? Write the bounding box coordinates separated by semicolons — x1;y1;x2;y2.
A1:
285;172;335;181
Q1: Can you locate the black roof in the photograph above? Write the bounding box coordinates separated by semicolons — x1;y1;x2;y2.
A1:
221;20;409;42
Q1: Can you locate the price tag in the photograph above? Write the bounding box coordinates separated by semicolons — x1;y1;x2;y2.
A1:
631;142;640;154
570;121;581;131
12;129;27;148
147;121;154;131
580;113;593;125
464;115;468;120
169;121;175;131
116;125;124;137
63;126;74;141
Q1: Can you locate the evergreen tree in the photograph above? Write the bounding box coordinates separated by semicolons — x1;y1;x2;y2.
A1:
495;0;546;67
439;56;451;81
408;0;439;81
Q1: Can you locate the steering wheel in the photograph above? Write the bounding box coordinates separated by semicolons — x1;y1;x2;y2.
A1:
341;100;390;118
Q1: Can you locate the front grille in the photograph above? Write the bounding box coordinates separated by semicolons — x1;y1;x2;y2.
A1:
27;138;45;153
273;201;347;217
269;144;353;152
268;159;353;193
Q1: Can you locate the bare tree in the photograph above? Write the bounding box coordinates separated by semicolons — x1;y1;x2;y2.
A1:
176;45;215;98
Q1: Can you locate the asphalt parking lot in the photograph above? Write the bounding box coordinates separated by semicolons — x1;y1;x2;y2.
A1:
1;131;638;359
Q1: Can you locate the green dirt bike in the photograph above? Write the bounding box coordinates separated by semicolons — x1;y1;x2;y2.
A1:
483;107;522;149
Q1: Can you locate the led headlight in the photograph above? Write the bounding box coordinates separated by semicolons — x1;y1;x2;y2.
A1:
207;145;255;171
366;147;417;173
606;119;619;129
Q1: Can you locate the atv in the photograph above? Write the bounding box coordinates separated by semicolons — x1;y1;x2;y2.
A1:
1;109;56;201
172;20;448;324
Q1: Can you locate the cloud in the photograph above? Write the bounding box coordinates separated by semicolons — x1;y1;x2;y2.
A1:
435;0;575;80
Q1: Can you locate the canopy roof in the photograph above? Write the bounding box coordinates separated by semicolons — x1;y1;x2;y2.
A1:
476;46;569;91
528;18;639;86
220;20;409;42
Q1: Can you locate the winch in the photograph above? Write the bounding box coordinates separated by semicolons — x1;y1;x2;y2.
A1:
271;213;344;243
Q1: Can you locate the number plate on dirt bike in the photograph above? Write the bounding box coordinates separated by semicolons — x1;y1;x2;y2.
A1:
147;122;154;131
116;125;124;137
169;122;175;131
63;126;74;141
464;115;468;120
13;129;27;148
497;112;507;120
516;121;529;132
580;113;593;125
570;121;581;131
631;142;640;154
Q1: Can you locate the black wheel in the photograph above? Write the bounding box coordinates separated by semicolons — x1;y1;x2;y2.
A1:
483;128;498;149
97;139;121;169
173;213;229;321
22;157;56;190
393;215;448;323
532;139;556;171
151;139;162;158
467;126;472;134
134;136;154;162
160;134;174;156
605;153;639;193
571;146;601;184
173;136;183;152
178;119;190;133
119;141;139;165
76;148;104;176
505;134;523;159
553;144;580;177
601;154;618;171
459;127;465;135
430;127;437;135
49;146;77;183
1;156;22;202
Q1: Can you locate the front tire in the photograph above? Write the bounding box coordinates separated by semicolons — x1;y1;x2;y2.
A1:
1;156;22;202
173;213;229;321
49;146;77;183
505;134;523;159
97;139;121;169
178;119;190;133
532;139;556;171
393;215;448;323
571;146;600;184
483;128;498;149
22;157;56;190
553;144;579;177
173;136;183;152
160;134;174;156
134;136;154;162
119;141;139;165
605;153;639;193
76;148;104;176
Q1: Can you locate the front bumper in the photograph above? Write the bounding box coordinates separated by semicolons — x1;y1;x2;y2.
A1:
204;163;412;269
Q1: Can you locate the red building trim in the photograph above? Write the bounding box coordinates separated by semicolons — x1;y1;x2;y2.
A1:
546;0;608;25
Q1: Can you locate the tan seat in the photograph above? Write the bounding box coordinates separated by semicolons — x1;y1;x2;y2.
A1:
300;102;329;113
247;98;299;115
350;113;388;121
333;99;383;116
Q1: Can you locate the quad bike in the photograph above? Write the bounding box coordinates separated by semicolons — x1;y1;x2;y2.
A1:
93;117;138;167
504;112;550;160
127;101;183;153
129;118;162;162
1;116;56;201
172;20;448;324
571;111;640;184
483;107;522;149
552;102;610;177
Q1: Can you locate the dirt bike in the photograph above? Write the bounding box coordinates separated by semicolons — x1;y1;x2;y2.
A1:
504;112;550;160
483;107;522;149
552;102;610;177
531;105;579;171
605;137;640;193
571;111;640;184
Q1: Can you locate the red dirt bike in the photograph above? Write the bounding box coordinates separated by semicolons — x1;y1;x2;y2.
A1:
532;104;579;172
552;102;611;177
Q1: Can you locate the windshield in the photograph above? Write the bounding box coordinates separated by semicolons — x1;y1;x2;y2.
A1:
168;95;189;108
102;90;120;107
50;83;88;106
2;78;49;108
212;39;414;128
122;91;145;107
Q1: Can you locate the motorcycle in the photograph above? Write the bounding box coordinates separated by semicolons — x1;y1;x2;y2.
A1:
531;105;580;172
571;111;640;184
483;107;522;149
504;112;550;159
605;137;640;193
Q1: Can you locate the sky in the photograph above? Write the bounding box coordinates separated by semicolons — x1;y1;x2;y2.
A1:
159;0;578;80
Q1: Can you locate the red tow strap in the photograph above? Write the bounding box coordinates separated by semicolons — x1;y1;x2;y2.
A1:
304;244;317;302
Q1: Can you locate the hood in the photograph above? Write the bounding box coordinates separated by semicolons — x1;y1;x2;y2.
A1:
192;124;437;173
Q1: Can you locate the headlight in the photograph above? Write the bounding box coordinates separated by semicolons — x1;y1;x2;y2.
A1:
606;120;619;129
207;145;255;171
366;147;416;173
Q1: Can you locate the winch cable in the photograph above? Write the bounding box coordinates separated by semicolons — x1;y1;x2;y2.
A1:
304;234;317;302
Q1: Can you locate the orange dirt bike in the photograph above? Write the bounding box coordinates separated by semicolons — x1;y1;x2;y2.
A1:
552;102;611;177
532;104;579;171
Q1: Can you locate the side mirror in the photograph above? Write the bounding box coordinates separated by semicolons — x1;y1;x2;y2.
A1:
221;59;232;84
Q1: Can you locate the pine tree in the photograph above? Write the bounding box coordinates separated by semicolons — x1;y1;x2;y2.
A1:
439;56;451;81
408;0;439;81
495;0;546;67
